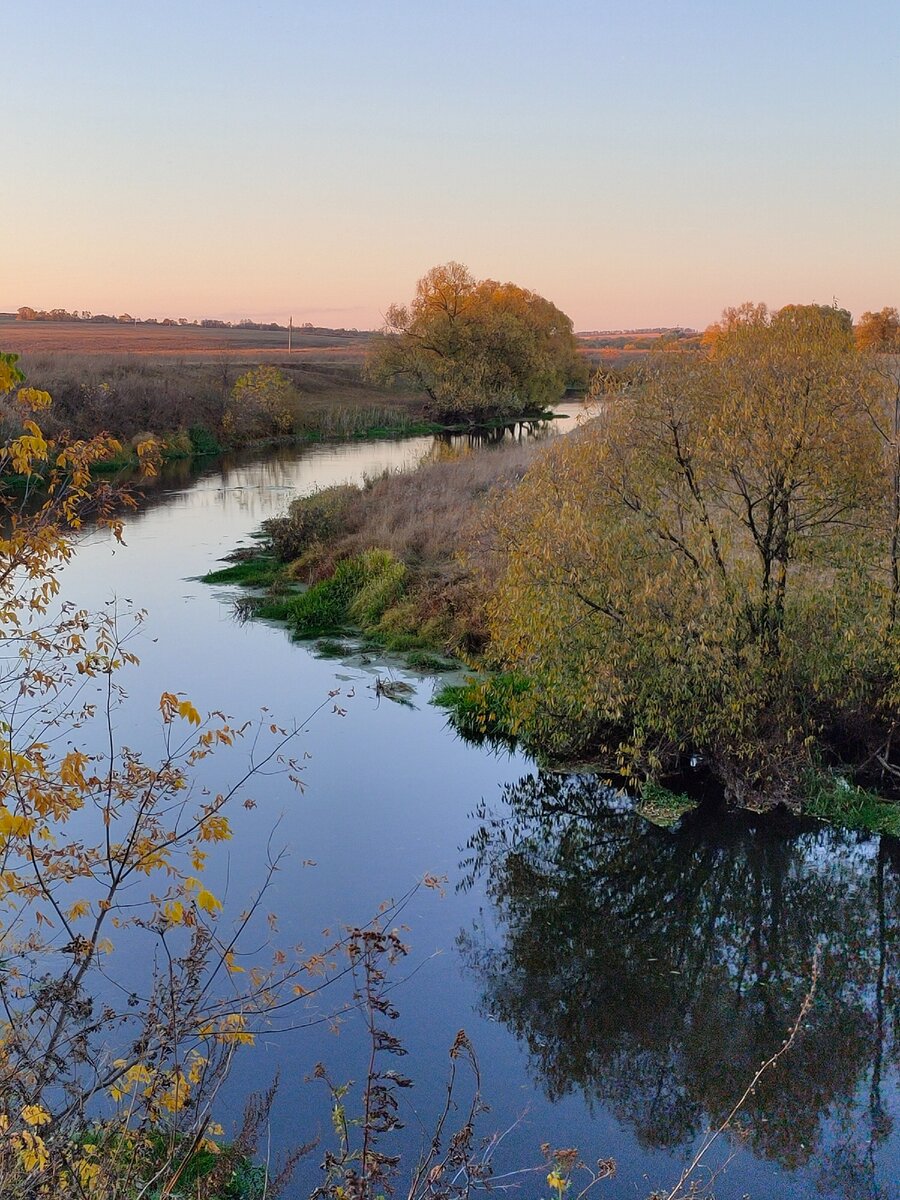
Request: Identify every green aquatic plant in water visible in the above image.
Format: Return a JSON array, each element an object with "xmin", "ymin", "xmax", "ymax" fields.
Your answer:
[{"xmin": 636, "ymin": 782, "xmax": 698, "ymax": 827}]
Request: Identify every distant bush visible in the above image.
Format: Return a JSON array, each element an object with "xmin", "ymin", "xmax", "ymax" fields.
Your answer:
[
  {"xmin": 223, "ymin": 367, "xmax": 298, "ymax": 442},
  {"xmin": 189, "ymin": 424, "xmax": 223, "ymax": 455}
]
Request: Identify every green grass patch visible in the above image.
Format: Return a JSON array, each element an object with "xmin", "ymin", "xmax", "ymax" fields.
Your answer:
[
  {"xmin": 350, "ymin": 420, "xmax": 443, "ymax": 439},
  {"xmin": 349, "ymin": 551, "xmax": 407, "ymax": 626},
  {"xmin": 636, "ymin": 782, "xmax": 698, "ymax": 827},
  {"xmin": 803, "ymin": 771, "xmax": 900, "ymax": 836},
  {"xmin": 200, "ymin": 557, "xmax": 281, "ymax": 587},
  {"xmin": 368, "ymin": 628, "xmax": 432, "ymax": 652},
  {"xmin": 287, "ymin": 550, "xmax": 408, "ymax": 638},
  {"xmin": 434, "ymin": 672, "xmax": 531, "ymax": 745},
  {"xmin": 314, "ymin": 638, "xmax": 355, "ymax": 658},
  {"xmin": 405, "ymin": 650, "xmax": 459, "ymax": 672},
  {"xmin": 253, "ymin": 596, "xmax": 297, "ymax": 621},
  {"xmin": 189, "ymin": 424, "xmax": 224, "ymax": 455}
]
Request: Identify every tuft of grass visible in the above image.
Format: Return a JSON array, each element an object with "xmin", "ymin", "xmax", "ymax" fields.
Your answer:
[
  {"xmin": 636, "ymin": 782, "xmax": 697, "ymax": 827},
  {"xmin": 287, "ymin": 550, "xmax": 407, "ymax": 638},
  {"xmin": 189, "ymin": 424, "xmax": 223, "ymax": 455},
  {"xmin": 253, "ymin": 596, "xmax": 297, "ymax": 621},
  {"xmin": 314, "ymin": 638, "xmax": 354, "ymax": 658},
  {"xmin": 200, "ymin": 557, "xmax": 281, "ymax": 587},
  {"xmin": 405, "ymin": 650, "xmax": 458, "ymax": 672},
  {"xmin": 803, "ymin": 770, "xmax": 900, "ymax": 836},
  {"xmin": 348, "ymin": 550, "xmax": 407, "ymax": 626}
]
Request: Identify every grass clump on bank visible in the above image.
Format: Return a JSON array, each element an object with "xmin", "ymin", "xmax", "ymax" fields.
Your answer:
[
  {"xmin": 285, "ymin": 550, "xmax": 407, "ymax": 638},
  {"xmin": 804, "ymin": 771, "xmax": 900, "ymax": 837},
  {"xmin": 636, "ymin": 782, "xmax": 698, "ymax": 827},
  {"xmin": 201, "ymin": 556, "xmax": 283, "ymax": 588}
]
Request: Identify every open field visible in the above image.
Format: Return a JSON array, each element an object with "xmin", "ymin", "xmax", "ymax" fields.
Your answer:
[
  {"xmin": 0, "ymin": 315, "xmax": 662, "ymax": 368},
  {"xmin": 0, "ymin": 313, "xmax": 371, "ymax": 364},
  {"xmin": 0, "ymin": 315, "xmax": 435, "ymax": 442}
]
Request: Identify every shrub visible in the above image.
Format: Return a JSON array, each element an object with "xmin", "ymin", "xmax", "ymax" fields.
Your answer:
[
  {"xmin": 223, "ymin": 367, "xmax": 298, "ymax": 442},
  {"xmin": 264, "ymin": 484, "xmax": 361, "ymax": 563}
]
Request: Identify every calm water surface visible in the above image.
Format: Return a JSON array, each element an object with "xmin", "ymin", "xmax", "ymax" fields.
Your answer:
[{"xmin": 56, "ymin": 412, "xmax": 900, "ymax": 1199}]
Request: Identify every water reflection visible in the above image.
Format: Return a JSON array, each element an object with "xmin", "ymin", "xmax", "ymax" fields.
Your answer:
[
  {"xmin": 460, "ymin": 773, "xmax": 900, "ymax": 1195},
  {"xmin": 118, "ymin": 404, "xmax": 583, "ymax": 517}
]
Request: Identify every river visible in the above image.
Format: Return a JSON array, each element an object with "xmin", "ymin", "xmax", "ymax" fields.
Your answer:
[{"xmin": 54, "ymin": 408, "xmax": 900, "ymax": 1199}]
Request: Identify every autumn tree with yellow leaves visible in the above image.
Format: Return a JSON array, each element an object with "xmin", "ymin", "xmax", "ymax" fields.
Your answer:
[
  {"xmin": 0, "ymin": 354, "xmax": 336, "ymax": 1197},
  {"xmin": 473, "ymin": 305, "xmax": 900, "ymax": 808},
  {"xmin": 223, "ymin": 366, "xmax": 298, "ymax": 442},
  {"xmin": 366, "ymin": 262, "xmax": 584, "ymax": 424}
]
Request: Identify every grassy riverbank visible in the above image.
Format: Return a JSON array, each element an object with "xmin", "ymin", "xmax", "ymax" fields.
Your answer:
[
  {"xmin": 204, "ymin": 438, "xmax": 543, "ymax": 655},
  {"xmin": 9, "ymin": 339, "xmax": 430, "ymax": 452}
]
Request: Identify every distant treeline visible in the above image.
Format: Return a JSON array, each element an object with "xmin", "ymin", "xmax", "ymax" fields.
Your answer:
[
  {"xmin": 577, "ymin": 328, "xmax": 700, "ymax": 351},
  {"xmin": 578, "ymin": 326, "xmax": 699, "ymax": 336},
  {"xmin": 13, "ymin": 307, "xmax": 366, "ymax": 336}
]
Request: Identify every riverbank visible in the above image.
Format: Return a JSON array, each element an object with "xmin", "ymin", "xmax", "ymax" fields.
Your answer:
[
  {"xmin": 202, "ymin": 435, "xmax": 544, "ymax": 655},
  {"xmin": 201, "ymin": 415, "xmax": 900, "ymax": 839}
]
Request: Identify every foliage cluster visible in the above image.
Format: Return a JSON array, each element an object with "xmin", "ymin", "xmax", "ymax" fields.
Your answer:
[
  {"xmin": 366, "ymin": 262, "xmax": 585, "ymax": 424},
  {"xmin": 471, "ymin": 303, "xmax": 900, "ymax": 807},
  {"xmin": 223, "ymin": 367, "xmax": 298, "ymax": 441},
  {"xmin": 856, "ymin": 306, "xmax": 900, "ymax": 353},
  {"xmin": 0, "ymin": 353, "xmax": 347, "ymax": 1196}
]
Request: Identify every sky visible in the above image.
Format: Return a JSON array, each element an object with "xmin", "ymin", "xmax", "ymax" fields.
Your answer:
[{"xmin": 3, "ymin": 0, "xmax": 899, "ymax": 331}]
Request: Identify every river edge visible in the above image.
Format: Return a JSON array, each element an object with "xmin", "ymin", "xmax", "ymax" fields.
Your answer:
[{"xmin": 197, "ymin": 537, "xmax": 900, "ymax": 841}]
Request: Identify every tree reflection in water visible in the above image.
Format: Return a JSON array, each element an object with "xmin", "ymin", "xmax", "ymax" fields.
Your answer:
[{"xmin": 459, "ymin": 773, "xmax": 900, "ymax": 1196}]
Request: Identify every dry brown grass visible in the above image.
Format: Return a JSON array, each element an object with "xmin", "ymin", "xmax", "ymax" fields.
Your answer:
[
  {"xmin": 276, "ymin": 439, "xmax": 541, "ymax": 575},
  {"xmin": 3, "ymin": 342, "xmax": 429, "ymax": 443},
  {"xmin": 342, "ymin": 441, "xmax": 539, "ymax": 567}
]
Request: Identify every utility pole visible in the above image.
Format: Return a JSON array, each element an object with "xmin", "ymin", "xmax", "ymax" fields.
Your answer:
[{"xmin": 288, "ymin": 315, "xmax": 293, "ymax": 355}]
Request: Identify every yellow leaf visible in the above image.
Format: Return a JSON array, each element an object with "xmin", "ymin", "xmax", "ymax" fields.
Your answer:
[
  {"xmin": 178, "ymin": 699, "xmax": 202, "ymax": 726},
  {"xmin": 196, "ymin": 888, "xmax": 222, "ymax": 915},
  {"xmin": 20, "ymin": 1106, "xmax": 50, "ymax": 1127}
]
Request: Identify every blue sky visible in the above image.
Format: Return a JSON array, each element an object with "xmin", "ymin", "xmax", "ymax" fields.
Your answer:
[{"xmin": 4, "ymin": 0, "xmax": 899, "ymax": 329}]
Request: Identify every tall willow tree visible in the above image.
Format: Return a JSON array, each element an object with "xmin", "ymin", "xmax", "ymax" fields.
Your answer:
[
  {"xmin": 479, "ymin": 304, "xmax": 896, "ymax": 806},
  {"xmin": 366, "ymin": 263, "xmax": 583, "ymax": 424}
]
